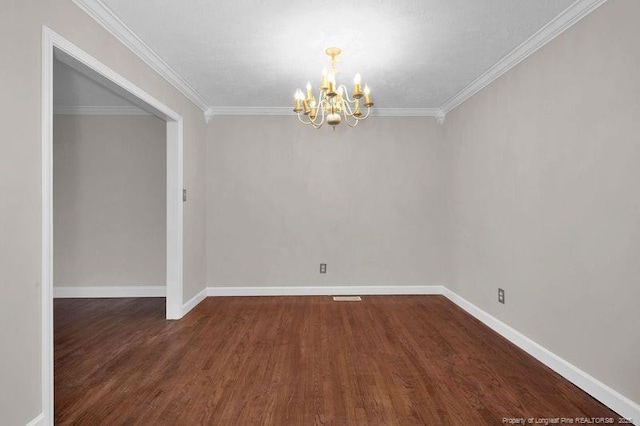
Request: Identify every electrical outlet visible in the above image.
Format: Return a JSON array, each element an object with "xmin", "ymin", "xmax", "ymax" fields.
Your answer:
[
  {"xmin": 498, "ymin": 288, "xmax": 505, "ymax": 304},
  {"xmin": 320, "ymin": 263, "xmax": 327, "ymax": 274}
]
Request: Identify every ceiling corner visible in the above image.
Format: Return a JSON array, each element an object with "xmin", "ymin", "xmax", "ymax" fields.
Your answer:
[{"xmin": 438, "ymin": 0, "xmax": 609, "ymax": 115}]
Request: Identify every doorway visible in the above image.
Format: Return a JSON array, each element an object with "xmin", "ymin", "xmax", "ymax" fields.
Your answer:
[{"xmin": 41, "ymin": 26, "xmax": 184, "ymax": 423}]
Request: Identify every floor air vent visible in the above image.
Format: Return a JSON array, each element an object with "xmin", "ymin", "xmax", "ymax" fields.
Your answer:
[{"xmin": 332, "ymin": 296, "xmax": 362, "ymax": 302}]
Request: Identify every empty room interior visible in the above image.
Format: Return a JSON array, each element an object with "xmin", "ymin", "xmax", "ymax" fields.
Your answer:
[{"xmin": 1, "ymin": 0, "xmax": 639, "ymax": 425}]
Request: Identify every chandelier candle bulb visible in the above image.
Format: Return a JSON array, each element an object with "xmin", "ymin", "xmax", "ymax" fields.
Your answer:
[
  {"xmin": 293, "ymin": 89, "xmax": 304, "ymax": 112},
  {"xmin": 327, "ymin": 72, "xmax": 336, "ymax": 97},
  {"xmin": 306, "ymin": 81, "xmax": 313, "ymax": 100},
  {"xmin": 321, "ymin": 68, "xmax": 328, "ymax": 91},
  {"xmin": 364, "ymin": 85, "xmax": 374, "ymax": 107},
  {"xmin": 353, "ymin": 73, "xmax": 363, "ymax": 98},
  {"xmin": 354, "ymin": 100, "xmax": 362, "ymax": 117},
  {"xmin": 327, "ymin": 83, "xmax": 336, "ymax": 97}
]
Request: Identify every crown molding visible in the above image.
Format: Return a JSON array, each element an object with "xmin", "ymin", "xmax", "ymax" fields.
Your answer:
[
  {"xmin": 438, "ymin": 0, "xmax": 608, "ymax": 114},
  {"xmin": 72, "ymin": 0, "xmax": 210, "ymax": 113},
  {"xmin": 53, "ymin": 105, "xmax": 150, "ymax": 115},
  {"xmin": 372, "ymin": 108, "xmax": 441, "ymax": 118},
  {"xmin": 204, "ymin": 106, "xmax": 445, "ymax": 123},
  {"xmin": 205, "ymin": 106, "xmax": 291, "ymax": 120}
]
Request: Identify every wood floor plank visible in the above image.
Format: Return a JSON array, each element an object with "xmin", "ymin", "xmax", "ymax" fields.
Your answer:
[{"xmin": 54, "ymin": 296, "xmax": 620, "ymax": 425}]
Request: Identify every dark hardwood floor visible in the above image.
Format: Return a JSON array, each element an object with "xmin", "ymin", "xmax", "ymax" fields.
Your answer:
[{"xmin": 55, "ymin": 296, "xmax": 619, "ymax": 425}]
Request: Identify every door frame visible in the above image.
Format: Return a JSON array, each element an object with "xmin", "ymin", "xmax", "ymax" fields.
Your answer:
[{"xmin": 41, "ymin": 26, "xmax": 184, "ymax": 424}]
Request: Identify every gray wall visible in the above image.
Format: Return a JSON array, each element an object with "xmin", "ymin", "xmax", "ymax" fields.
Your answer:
[
  {"xmin": 53, "ymin": 115, "xmax": 166, "ymax": 287},
  {"xmin": 206, "ymin": 116, "xmax": 447, "ymax": 287},
  {"xmin": 0, "ymin": 0, "xmax": 207, "ymax": 423},
  {"xmin": 443, "ymin": 0, "xmax": 640, "ymax": 405}
]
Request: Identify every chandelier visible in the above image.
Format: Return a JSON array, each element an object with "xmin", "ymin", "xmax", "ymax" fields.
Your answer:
[{"xmin": 293, "ymin": 47, "xmax": 374, "ymax": 130}]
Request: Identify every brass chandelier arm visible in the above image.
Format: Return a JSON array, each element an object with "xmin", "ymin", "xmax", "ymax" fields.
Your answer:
[
  {"xmin": 335, "ymin": 85, "xmax": 370, "ymax": 121},
  {"xmin": 338, "ymin": 85, "xmax": 356, "ymax": 104},
  {"xmin": 341, "ymin": 97, "xmax": 358, "ymax": 118},
  {"xmin": 311, "ymin": 99, "xmax": 327, "ymax": 128},
  {"xmin": 296, "ymin": 113, "xmax": 314, "ymax": 125},
  {"xmin": 297, "ymin": 112, "xmax": 322, "ymax": 129},
  {"xmin": 297, "ymin": 100, "xmax": 326, "ymax": 129},
  {"xmin": 357, "ymin": 107, "xmax": 372, "ymax": 120},
  {"xmin": 342, "ymin": 100, "xmax": 368, "ymax": 121},
  {"xmin": 343, "ymin": 112, "xmax": 360, "ymax": 127}
]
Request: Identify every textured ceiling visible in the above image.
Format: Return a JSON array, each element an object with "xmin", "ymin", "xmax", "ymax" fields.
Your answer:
[{"xmin": 99, "ymin": 0, "xmax": 574, "ymax": 109}]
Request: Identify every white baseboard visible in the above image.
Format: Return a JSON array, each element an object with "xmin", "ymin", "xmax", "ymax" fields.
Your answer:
[
  {"xmin": 441, "ymin": 287, "xmax": 639, "ymax": 423},
  {"xmin": 26, "ymin": 412, "xmax": 45, "ymax": 426},
  {"xmin": 182, "ymin": 287, "xmax": 207, "ymax": 317},
  {"xmin": 53, "ymin": 285, "xmax": 165, "ymax": 298},
  {"xmin": 206, "ymin": 285, "xmax": 444, "ymax": 297}
]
